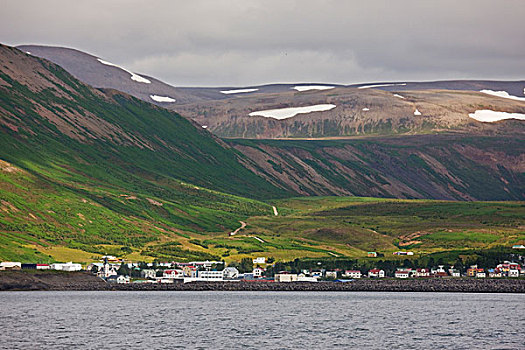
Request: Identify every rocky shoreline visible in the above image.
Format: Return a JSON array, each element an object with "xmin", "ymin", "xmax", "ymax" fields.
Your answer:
[{"xmin": 1, "ymin": 271, "xmax": 524, "ymax": 293}]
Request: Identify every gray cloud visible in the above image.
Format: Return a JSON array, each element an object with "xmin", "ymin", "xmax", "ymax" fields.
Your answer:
[{"xmin": 2, "ymin": 0, "xmax": 524, "ymax": 86}]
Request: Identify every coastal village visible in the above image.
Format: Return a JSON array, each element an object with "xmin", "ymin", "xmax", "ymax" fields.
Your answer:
[{"xmin": 2, "ymin": 245, "xmax": 524, "ymax": 284}]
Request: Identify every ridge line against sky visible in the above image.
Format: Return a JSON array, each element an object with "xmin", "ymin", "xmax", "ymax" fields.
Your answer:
[{"xmin": 2, "ymin": 0, "xmax": 524, "ymax": 87}]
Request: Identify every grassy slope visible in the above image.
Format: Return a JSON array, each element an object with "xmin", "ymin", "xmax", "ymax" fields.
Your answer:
[
  {"xmin": 229, "ymin": 136, "xmax": 524, "ymax": 200},
  {"xmin": 221, "ymin": 197, "xmax": 525, "ymax": 262},
  {"xmin": 0, "ymin": 45, "xmax": 286, "ymax": 262}
]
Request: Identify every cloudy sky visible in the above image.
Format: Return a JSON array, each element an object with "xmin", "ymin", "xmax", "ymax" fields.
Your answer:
[{"xmin": 2, "ymin": 0, "xmax": 524, "ymax": 87}]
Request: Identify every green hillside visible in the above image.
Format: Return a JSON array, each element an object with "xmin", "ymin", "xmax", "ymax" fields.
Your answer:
[
  {"xmin": 229, "ymin": 136, "xmax": 524, "ymax": 200},
  {"xmin": 0, "ymin": 44, "xmax": 288, "ymax": 262}
]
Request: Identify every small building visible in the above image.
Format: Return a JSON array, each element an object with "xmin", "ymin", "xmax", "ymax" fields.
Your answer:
[
  {"xmin": 182, "ymin": 265, "xmax": 197, "ymax": 277},
  {"xmin": 0, "ymin": 262, "xmax": 22, "ymax": 270},
  {"xmin": 344, "ymin": 270, "xmax": 362, "ymax": 279},
  {"xmin": 508, "ymin": 269, "xmax": 520, "ymax": 278},
  {"xmin": 197, "ymin": 270, "xmax": 224, "ymax": 280},
  {"xmin": 36, "ymin": 264, "xmax": 50, "ymax": 270},
  {"xmin": 163, "ymin": 269, "xmax": 184, "ymax": 279},
  {"xmin": 488, "ymin": 268, "xmax": 502, "ymax": 278},
  {"xmin": 275, "ymin": 273, "xmax": 298, "ymax": 282},
  {"xmin": 475, "ymin": 269, "xmax": 486, "ymax": 278},
  {"xmin": 252, "ymin": 267, "xmax": 265, "ymax": 278},
  {"xmin": 50, "ymin": 262, "xmax": 82, "ymax": 271},
  {"xmin": 21, "ymin": 263, "xmax": 37, "ymax": 270},
  {"xmin": 395, "ymin": 270, "xmax": 411, "ymax": 279},
  {"xmin": 297, "ymin": 274, "xmax": 318, "ymax": 282},
  {"xmin": 107, "ymin": 275, "xmax": 130, "ymax": 284},
  {"xmin": 252, "ymin": 257, "xmax": 266, "ymax": 264},
  {"xmin": 325, "ymin": 271, "xmax": 338, "ymax": 279},
  {"xmin": 223, "ymin": 267, "xmax": 239, "ymax": 279},
  {"xmin": 511, "ymin": 245, "xmax": 525, "ymax": 249},
  {"xmin": 141, "ymin": 269, "xmax": 157, "ymax": 279},
  {"xmin": 367, "ymin": 252, "xmax": 377, "ymax": 258},
  {"xmin": 311, "ymin": 271, "xmax": 323, "ymax": 278},
  {"xmin": 368, "ymin": 269, "xmax": 385, "ymax": 278},
  {"xmin": 414, "ymin": 268, "xmax": 431, "ymax": 278},
  {"xmin": 467, "ymin": 265, "xmax": 478, "ymax": 277}
]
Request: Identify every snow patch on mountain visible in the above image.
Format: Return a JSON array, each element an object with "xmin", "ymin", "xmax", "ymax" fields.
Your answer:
[
  {"xmin": 150, "ymin": 95, "xmax": 176, "ymax": 103},
  {"xmin": 468, "ymin": 110, "xmax": 525, "ymax": 123},
  {"xmin": 249, "ymin": 104, "xmax": 336, "ymax": 120},
  {"xmin": 220, "ymin": 88, "xmax": 259, "ymax": 94},
  {"xmin": 414, "ymin": 109, "xmax": 422, "ymax": 116},
  {"xmin": 293, "ymin": 85, "xmax": 335, "ymax": 92},
  {"xmin": 480, "ymin": 90, "xmax": 525, "ymax": 102},
  {"xmin": 358, "ymin": 83, "xmax": 406, "ymax": 89},
  {"xmin": 97, "ymin": 58, "xmax": 151, "ymax": 84},
  {"xmin": 393, "ymin": 94, "xmax": 405, "ymax": 99},
  {"xmin": 362, "ymin": 108, "xmax": 370, "ymax": 111}
]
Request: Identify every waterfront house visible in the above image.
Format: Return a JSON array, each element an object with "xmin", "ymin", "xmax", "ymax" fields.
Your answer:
[
  {"xmin": 395, "ymin": 269, "xmax": 411, "ymax": 279},
  {"xmin": 512, "ymin": 245, "xmax": 525, "ymax": 249},
  {"xmin": 297, "ymin": 274, "xmax": 318, "ymax": 282},
  {"xmin": 197, "ymin": 270, "xmax": 224, "ymax": 280},
  {"xmin": 475, "ymin": 269, "xmax": 486, "ymax": 278},
  {"xmin": 253, "ymin": 267, "xmax": 265, "ymax": 278},
  {"xmin": 343, "ymin": 270, "xmax": 362, "ymax": 279},
  {"xmin": 367, "ymin": 252, "xmax": 377, "ymax": 258},
  {"xmin": 0, "ymin": 262, "xmax": 21, "ymax": 270},
  {"xmin": 414, "ymin": 268, "xmax": 431, "ymax": 277},
  {"xmin": 467, "ymin": 265, "xmax": 478, "ymax": 277},
  {"xmin": 141, "ymin": 269, "xmax": 157, "ymax": 279},
  {"xmin": 368, "ymin": 269, "xmax": 385, "ymax": 278},
  {"xmin": 182, "ymin": 265, "xmax": 197, "ymax": 277},
  {"xmin": 488, "ymin": 268, "xmax": 502, "ymax": 278},
  {"xmin": 508, "ymin": 269, "xmax": 520, "ymax": 278},
  {"xmin": 311, "ymin": 270, "xmax": 323, "ymax": 278},
  {"xmin": 107, "ymin": 275, "xmax": 130, "ymax": 284},
  {"xmin": 223, "ymin": 267, "xmax": 239, "ymax": 279},
  {"xmin": 50, "ymin": 262, "xmax": 82, "ymax": 271},
  {"xmin": 36, "ymin": 264, "xmax": 50, "ymax": 270},
  {"xmin": 325, "ymin": 271, "xmax": 338, "ymax": 279},
  {"xmin": 275, "ymin": 273, "xmax": 298, "ymax": 282},
  {"xmin": 163, "ymin": 269, "xmax": 184, "ymax": 279}
]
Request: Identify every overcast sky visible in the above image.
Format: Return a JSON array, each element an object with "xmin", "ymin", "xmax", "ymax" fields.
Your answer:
[{"xmin": 2, "ymin": 0, "xmax": 524, "ymax": 87}]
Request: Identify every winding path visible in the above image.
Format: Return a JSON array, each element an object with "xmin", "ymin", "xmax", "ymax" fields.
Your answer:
[{"xmin": 229, "ymin": 221, "xmax": 246, "ymax": 236}]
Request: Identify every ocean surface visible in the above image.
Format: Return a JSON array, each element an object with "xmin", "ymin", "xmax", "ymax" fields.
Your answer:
[{"xmin": 0, "ymin": 291, "xmax": 523, "ymax": 349}]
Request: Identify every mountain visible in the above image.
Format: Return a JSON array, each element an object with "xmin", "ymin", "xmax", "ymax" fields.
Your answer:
[
  {"xmin": 1, "ymin": 43, "xmax": 524, "ymax": 264},
  {"xmin": 18, "ymin": 45, "xmax": 525, "ymax": 139},
  {"xmin": 0, "ymin": 43, "xmax": 293, "ymax": 261}
]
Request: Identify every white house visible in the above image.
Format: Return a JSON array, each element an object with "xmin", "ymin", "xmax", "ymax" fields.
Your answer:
[
  {"xmin": 163, "ymin": 269, "xmax": 184, "ymax": 279},
  {"xmin": 395, "ymin": 270, "xmax": 411, "ymax": 279},
  {"xmin": 414, "ymin": 268, "xmax": 430, "ymax": 277},
  {"xmin": 297, "ymin": 274, "xmax": 318, "ymax": 282},
  {"xmin": 51, "ymin": 262, "xmax": 82, "ymax": 271},
  {"xmin": 223, "ymin": 267, "xmax": 239, "ymax": 279},
  {"xmin": 325, "ymin": 271, "xmax": 338, "ymax": 279},
  {"xmin": 197, "ymin": 270, "xmax": 224, "ymax": 280},
  {"xmin": 344, "ymin": 270, "xmax": 362, "ymax": 279},
  {"xmin": 107, "ymin": 275, "xmax": 130, "ymax": 284},
  {"xmin": 275, "ymin": 273, "xmax": 298, "ymax": 282},
  {"xmin": 141, "ymin": 269, "xmax": 157, "ymax": 279},
  {"xmin": 508, "ymin": 269, "xmax": 520, "ymax": 278},
  {"xmin": 0, "ymin": 262, "xmax": 21, "ymax": 270},
  {"xmin": 253, "ymin": 257, "xmax": 266, "ymax": 264},
  {"xmin": 368, "ymin": 269, "xmax": 385, "ymax": 278},
  {"xmin": 253, "ymin": 267, "xmax": 265, "ymax": 278}
]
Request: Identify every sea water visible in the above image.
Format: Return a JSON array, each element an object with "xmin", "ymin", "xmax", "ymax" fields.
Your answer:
[{"xmin": 0, "ymin": 291, "xmax": 523, "ymax": 349}]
